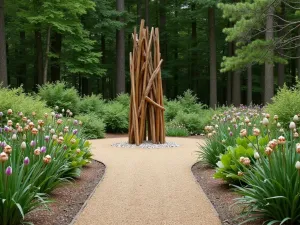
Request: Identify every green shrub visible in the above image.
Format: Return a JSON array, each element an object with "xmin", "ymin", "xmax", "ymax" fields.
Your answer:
[
  {"xmin": 75, "ymin": 113, "xmax": 105, "ymax": 139},
  {"xmin": 79, "ymin": 94, "xmax": 105, "ymax": 115},
  {"xmin": 266, "ymin": 82, "xmax": 300, "ymax": 126},
  {"xmin": 177, "ymin": 89, "xmax": 206, "ymax": 114},
  {"xmin": 38, "ymin": 81, "xmax": 80, "ymax": 115},
  {"xmin": 103, "ymin": 101, "xmax": 128, "ymax": 133},
  {"xmin": 164, "ymin": 100, "xmax": 181, "ymax": 122},
  {"xmin": 0, "ymin": 86, "xmax": 50, "ymax": 123},
  {"xmin": 174, "ymin": 110, "xmax": 212, "ymax": 134},
  {"xmin": 166, "ymin": 121, "xmax": 189, "ymax": 137},
  {"xmin": 114, "ymin": 93, "xmax": 130, "ymax": 108}
]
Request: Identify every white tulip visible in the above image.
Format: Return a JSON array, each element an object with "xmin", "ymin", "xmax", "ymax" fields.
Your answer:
[
  {"xmin": 296, "ymin": 161, "xmax": 300, "ymax": 170},
  {"xmin": 254, "ymin": 152, "xmax": 260, "ymax": 159},
  {"xmin": 262, "ymin": 118, "xmax": 269, "ymax": 126},
  {"xmin": 289, "ymin": 122, "xmax": 296, "ymax": 130}
]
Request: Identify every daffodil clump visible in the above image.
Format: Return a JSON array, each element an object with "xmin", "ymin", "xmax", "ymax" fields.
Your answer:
[{"xmin": 0, "ymin": 109, "xmax": 92, "ymax": 225}]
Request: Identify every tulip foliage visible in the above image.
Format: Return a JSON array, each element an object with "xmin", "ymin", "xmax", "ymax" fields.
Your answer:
[
  {"xmin": 235, "ymin": 131, "xmax": 300, "ymax": 224},
  {"xmin": 0, "ymin": 109, "xmax": 92, "ymax": 225},
  {"xmin": 200, "ymin": 106, "xmax": 300, "ymax": 224}
]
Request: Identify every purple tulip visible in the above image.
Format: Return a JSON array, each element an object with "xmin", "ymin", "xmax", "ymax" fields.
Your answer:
[
  {"xmin": 229, "ymin": 131, "xmax": 233, "ymax": 136},
  {"xmin": 41, "ymin": 146, "xmax": 46, "ymax": 153},
  {"xmin": 30, "ymin": 140, "xmax": 36, "ymax": 147},
  {"xmin": 44, "ymin": 136, "xmax": 50, "ymax": 142},
  {"xmin": 73, "ymin": 120, "xmax": 78, "ymax": 125},
  {"xmin": 24, "ymin": 157, "xmax": 30, "ymax": 165},
  {"xmin": 72, "ymin": 129, "xmax": 78, "ymax": 135},
  {"xmin": 4, "ymin": 126, "xmax": 9, "ymax": 132},
  {"xmin": 0, "ymin": 141, "xmax": 6, "ymax": 148},
  {"xmin": 5, "ymin": 166, "xmax": 12, "ymax": 176},
  {"xmin": 55, "ymin": 114, "xmax": 60, "ymax": 119}
]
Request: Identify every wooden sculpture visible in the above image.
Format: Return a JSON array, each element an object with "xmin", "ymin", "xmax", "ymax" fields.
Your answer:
[{"xmin": 128, "ymin": 20, "xmax": 166, "ymax": 145}]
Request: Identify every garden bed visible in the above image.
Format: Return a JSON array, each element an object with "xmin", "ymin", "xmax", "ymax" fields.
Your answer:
[
  {"xmin": 24, "ymin": 160, "xmax": 105, "ymax": 225},
  {"xmin": 192, "ymin": 162, "xmax": 261, "ymax": 225}
]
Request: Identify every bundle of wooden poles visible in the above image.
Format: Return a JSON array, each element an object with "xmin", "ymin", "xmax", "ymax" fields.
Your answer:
[{"xmin": 128, "ymin": 20, "xmax": 166, "ymax": 145}]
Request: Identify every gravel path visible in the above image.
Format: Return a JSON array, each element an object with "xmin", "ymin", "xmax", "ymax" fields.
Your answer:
[{"xmin": 72, "ymin": 137, "xmax": 221, "ymax": 225}]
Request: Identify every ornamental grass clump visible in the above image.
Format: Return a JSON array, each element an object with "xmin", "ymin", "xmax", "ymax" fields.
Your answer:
[
  {"xmin": 234, "ymin": 118, "xmax": 300, "ymax": 224},
  {"xmin": 0, "ymin": 109, "xmax": 92, "ymax": 225}
]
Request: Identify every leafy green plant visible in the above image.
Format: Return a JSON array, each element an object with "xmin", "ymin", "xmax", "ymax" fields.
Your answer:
[
  {"xmin": 213, "ymin": 128, "xmax": 270, "ymax": 184},
  {"xmin": 38, "ymin": 81, "xmax": 80, "ymax": 115},
  {"xmin": 266, "ymin": 82, "xmax": 300, "ymax": 126},
  {"xmin": 164, "ymin": 100, "xmax": 181, "ymax": 122},
  {"xmin": 103, "ymin": 101, "xmax": 128, "ymax": 133},
  {"xmin": 75, "ymin": 113, "xmax": 105, "ymax": 139},
  {"xmin": 177, "ymin": 89, "xmax": 206, "ymax": 114},
  {"xmin": 166, "ymin": 122, "xmax": 189, "ymax": 137},
  {"xmin": 234, "ymin": 133, "xmax": 300, "ymax": 224},
  {"xmin": 199, "ymin": 125, "xmax": 237, "ymax": 168},
  {"xmin": 0, "ymin": 110, "xmax": 93, "ymax": 224},
  {"xmin": 0, "ymin": 159, "xmax": 48, "ymax": 225},
  {"xmin": 0, "ymin": 86, "xmax": 50, "ymax": 123},
  {"xmin": 174, "ymin": 110, "xmax": 212, "ymax": 135},
  {"xmin": 114, "ymin": 93, "xmax": 130, "ymax": 108},
  {"xmin": 79, "ymin": 94, "xmax": 105, "ymax": 115}
]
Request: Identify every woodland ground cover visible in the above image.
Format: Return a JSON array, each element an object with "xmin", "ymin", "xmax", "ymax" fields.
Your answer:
[{"xmin": 199, "ymin": 84, "xmax": 300, "ymax": 224}]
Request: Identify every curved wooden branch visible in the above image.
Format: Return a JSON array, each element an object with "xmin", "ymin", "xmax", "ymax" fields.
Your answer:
[{"xmin": 145, "ymin": 96, "xmax": 165, "ymax": 111}]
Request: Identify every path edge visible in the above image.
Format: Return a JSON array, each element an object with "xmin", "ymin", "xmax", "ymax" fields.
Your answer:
[
  {"xmin": 69, "ymin": 159, "xmax": 107, "ymax": 225},
  {"xmin": 190, "ymin": 161, "xmax": 221, "ymax": 220}
]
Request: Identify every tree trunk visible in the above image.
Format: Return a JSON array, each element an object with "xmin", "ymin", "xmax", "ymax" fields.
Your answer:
[
  {"xmin": 0, "ymin": 0, "xmax": 8, "ymax": 86},
  {"xmin": 232, "ymin": 42, "xmax": 241, "ymax": 106},
  {"xmin": 43, "ymin": 26, "xmax": 51, "ymax": 84},
  {"xmin": 173, "ymin": 0, "xmax": 178, "ymax": 97},
  {"xmin": 208, "ymin": 7, "xmax": 217, "ymax": 108},
  {"xmin": 264, "ymin": 6, "xmax": 274, "ymax": 103},
  {"xmin": 160, "ymin": 0, "xmax": 167, "ymax": 60},
  {"xmin": 191, "ymin": 3, "xmax": 198, "ymax": 94},
  {"xmin": 17, "ymin": 31, "xmax": 26, "ymax": 88},
  {"xmin": 247, "ymin": 64, "xmax": 252, "ymax": 105},
  {"xmin": 145, "ymin": 0, "xmax": 149, "ymax": 26},
  {"xmin": 297, "ymin": 27, "xmax": 300, "ymax": 79},
  {"xmin": 116, "ymin": 0, "xmax": 125, "ymax": 94},
  {"xmin": 34, "ymin": 29, "xmax": 43, "ymax": 87},
  {"xmin": 81, "ymin": 77, "xmax": 91, "ymax": 96},
  {"xmin": 50, "ymin": 32, "xmax": 62, "ymax": 82},
  {"xmin": 277, "ymin": 3, "xmax": 285, "ymax": 87},
  {"xmin": 101, "ymin": 35, "xmax": 107, "ymax": 98},
  {"xmin": 227, "ymin": 42, "xmax": 233, "ymax": 105},
  {"xmin": 232, "ymin": 70, "xmax": 241, "ymax": 106},
  {"xmin": 137, "ymin": 1, "xmax": 142, "ymax": 25}
]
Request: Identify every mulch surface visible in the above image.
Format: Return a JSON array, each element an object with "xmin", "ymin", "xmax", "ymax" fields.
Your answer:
[
  {"xmin": 24, "ymin": 160, "xmax": 105, "ymax": 225},
  {"xmin": 192, "ymin": 162, "xmax": 261, "ymax": 225}
]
